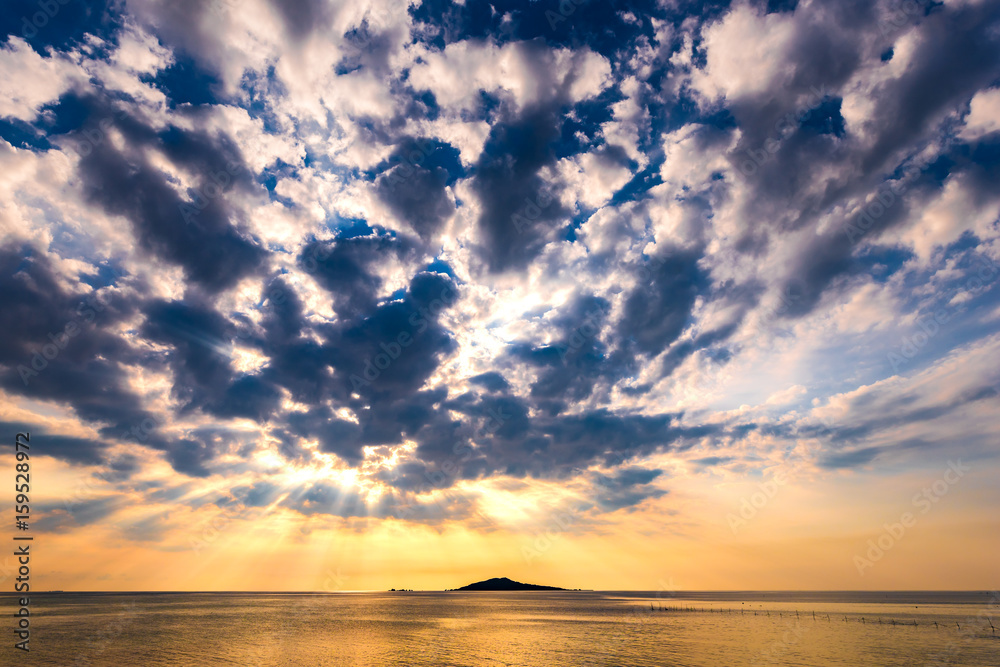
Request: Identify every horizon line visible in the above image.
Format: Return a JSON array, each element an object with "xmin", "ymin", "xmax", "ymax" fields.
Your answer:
[{"xmin": 4, "ymin": 588, "xmax": 997, "ymax": 595}]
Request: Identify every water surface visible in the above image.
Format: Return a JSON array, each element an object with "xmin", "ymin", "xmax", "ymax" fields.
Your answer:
[{"xmin": 8, "ymin": 590, "xmax": 998, "ymax": 666}]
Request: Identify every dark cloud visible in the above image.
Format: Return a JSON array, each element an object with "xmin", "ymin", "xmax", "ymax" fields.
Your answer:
[
  {"xmin": 590, "ymin": 467, "xmax": 666, "ymax": 511},
  {"xmin": 469, "ymin": 371, "xmax": 510, "ymax": 392},
  {"xmin": 105, "ymin": 453, "xmax": 142, "ymax": 480},
  {"xmin": 471, "ymin": 100, "xmax": 571, "ymax": 272},
  {"xmin": 818, "ymin": 446, "xmax": 882, "ymax": 470},
  {"xmin": 618, "ymin": 248, "xmax": 706, "ymax": 356},
  {"xmin": 0, "ymin": 421, "xmax": 105, "ymax": 466},
  {"xmin": 302, "ymin": 230, "xmax": 418, "ymax": 320},
  {"xmin": 375, "ymin": 137, "xmax": 462, "ymax": 242},
  {"xmin": 0, "ymin": 244, "xmax": 160, "ymax": 448},
  {"xmin": 141, "ymin": 296, "xmax": 239, "ymax": 410},
  {"xmin": 730, "ymin": 1, "xmax": 1000, "ymax": 318},
  {"xmin": 236, "ymin": 481, "xmax": 282, "ymax": 508},
  {"xmin": 0, "ymin": 241, "xmax": 274, "ymax": 476},
  {"xmin": 70, "ymin": 96, "xmax": 267, "ymax": 293},
  {"xmin": 248, "ymin": 270, "xmax": 463, "ymax": 465},
  {"xmin": 727, "ymin": 1, "xmax": 871, "ymax": 151},
  {"xmin": 507, "ymin": 293, "xmax": 614, "ymax": 411},
  {"xmin": 266, "ymin": 0, "xmax": 332, "ymax": 39},
  {"xmin": 807, "ymin": 383, "xmax": 1000, "ymax": 452},
  {"xmin": 338, "ymin": 20, "xmax": 400, "ymax": 75},
  {"xmin": 692, "ymin": 456, "xmax": 734, "ymax": 467},
  {"xmin": 283, "ymin": 482, "xmax": 371, "ymax": 518},
  {"xmin": 164, "ymin": 438, "xmax": 215, "ymax": 478},
  {"xmin": 34, "ymin": 497, "xmax": 123, "ymax": 533},
  {"xmin": 858, "ymin": 1, "xmax": 1000, "ymax": 175}
]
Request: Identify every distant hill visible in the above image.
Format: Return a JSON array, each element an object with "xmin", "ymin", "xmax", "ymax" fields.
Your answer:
[{"xmin": 452, "ymin": 577, "xmax": 565, "ymax": 591}]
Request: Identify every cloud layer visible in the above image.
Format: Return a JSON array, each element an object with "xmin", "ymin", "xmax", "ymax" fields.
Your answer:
[{"xmin": 1, "ymin": 0, "xmax": 999, "ymax": 564}]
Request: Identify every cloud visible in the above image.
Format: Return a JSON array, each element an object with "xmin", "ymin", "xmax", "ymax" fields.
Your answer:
[
  {"xmin": 408, "ymin": 39, "xmax": 611, "ymax": 114},
  {"xmin": 0, "ymin": 243, "xmax": 153, "ymax": 440},
  {"xmin": 71, "ymin": 97, "xmax": 269, "ymax": 293},
  {"xmin": 959, "ymin": 87, "xmax": 1000, "ymax": 142},
  {"xmin": 0, "ymin": 37, "xmax": 82, "ymax": 121},
  {"xmin": 1, "ymin": 0, "xmax": 999, "ymax": 536}
]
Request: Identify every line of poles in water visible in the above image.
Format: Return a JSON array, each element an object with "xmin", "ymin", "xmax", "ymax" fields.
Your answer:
[{"xmin": 645, "ymin": 604, "xmax": 997, "ymax": 633}]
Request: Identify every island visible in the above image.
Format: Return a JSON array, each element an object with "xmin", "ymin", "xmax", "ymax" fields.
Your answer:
[{"xmin": 449, "ymin": 577, "xmax": 565, "ymax": 591}]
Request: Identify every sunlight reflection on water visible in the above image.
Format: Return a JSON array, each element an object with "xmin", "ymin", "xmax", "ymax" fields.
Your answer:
[{"xmin": 16, "ymin": 591, "xmax": 1000, "ymax": 666}]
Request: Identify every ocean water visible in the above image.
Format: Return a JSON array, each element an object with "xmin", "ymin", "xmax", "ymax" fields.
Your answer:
[{"xmin": 8, "ymin": 591, "xmax": 999, "ymax": 666}]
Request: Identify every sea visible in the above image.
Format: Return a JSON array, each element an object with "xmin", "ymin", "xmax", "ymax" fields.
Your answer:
[{"xmin": 7, "ymin": 590, "xmax": 999, "ymax": 666}]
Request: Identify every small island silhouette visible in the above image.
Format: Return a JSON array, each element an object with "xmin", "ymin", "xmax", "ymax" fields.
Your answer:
[{"xmin": 448, "ymin": 577, "xmax": 566, "ymax": 591}]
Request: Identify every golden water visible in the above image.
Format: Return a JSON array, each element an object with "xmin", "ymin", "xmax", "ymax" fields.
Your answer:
[{"xmin": 12, "ymin": 591, "xmax": 999, "ymax": 666}]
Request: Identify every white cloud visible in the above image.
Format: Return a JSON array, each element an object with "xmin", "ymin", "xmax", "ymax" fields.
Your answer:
[
  {"xmin": 0, "ymin": 38, "xmax": 83, "ymax": 122},
  {"xmin": 112, "ymin": 24, "xmax": 173, "ymax": 74},
  {"xmin": 556, "ymin": 151, "xmax": 634, "ymax": 212},
  {"xmin": 408, "ymin": 40, "xmax": 611, "ymax": 112},
  {"xmin": 892, "ymin": 173, "xmax": 1000, "ymax": 261},
  {"xmin": 765, "ymin": 384, "xmax": 808, "ymax": 405},
  {"xmin": 691, "ymin": 3, "xmax": 799, "ymax": 104},
  {"xmin": 959, "ymin": 87, "xmax": 1000, "ymax": 142}
]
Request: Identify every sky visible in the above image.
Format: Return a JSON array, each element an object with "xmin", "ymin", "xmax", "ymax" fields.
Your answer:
[{"xmin": 0, "ymin": 0, "xmax": 999, "ymax": 593}]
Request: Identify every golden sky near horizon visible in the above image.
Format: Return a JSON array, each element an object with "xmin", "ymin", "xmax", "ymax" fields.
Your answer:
[{"xmin": 8, "ymin": 451, "xmax": 998, "ymax": 592}]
